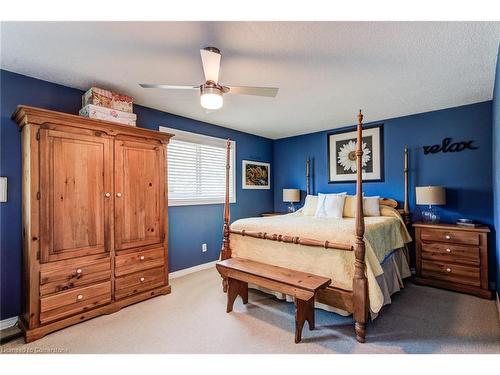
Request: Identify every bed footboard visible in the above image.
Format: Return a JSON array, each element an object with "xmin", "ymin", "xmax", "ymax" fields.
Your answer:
[{"xmin": 218, "ymin": 110, "xmax": 373, "ymax": 343}]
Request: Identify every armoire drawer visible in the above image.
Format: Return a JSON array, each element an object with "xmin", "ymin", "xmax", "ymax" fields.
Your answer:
[
  {"xmin": 115, "ymin": 267, "xmax": 165, "ymax": 300},
  {"xmin": 421, "ymin": 260, "xmax": 480, "ymax": 287},
  {"xmin": 421, "ymin": 242, "xmax": 480, "ymax": 266},
  {"xmin": 420, "ymin": 228, "xmax": 479, "ymax": 246},
  {"xmin": 115, "ymin": 247, "xmax": 164, "ymax": 277},
  {"xmin": 40, "ymin": 281, "xmax": 111, "ymax": 324},
  {"xmin": 40, "ymin": 257, "xmax": 111, "ymax": 296}
]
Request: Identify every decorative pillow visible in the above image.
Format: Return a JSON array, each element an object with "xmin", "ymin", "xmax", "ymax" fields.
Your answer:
[
  {"xmin": 343, "ymin": 195, "xmax": 356, "ymax": 217},
  {"xmin": 302, "ymin": 195, "xmax": 318, "ymax": 216},
  {"xmin": 315, "ymin": 192, "xmax": 347, "ymax": 219},
  {"xmin": 343, "ymin": 195, "xmax": 381, "ymax": 217},
  {"xmin": 363, "ymin": 196, "xmax": 381, "ymax": 216}
]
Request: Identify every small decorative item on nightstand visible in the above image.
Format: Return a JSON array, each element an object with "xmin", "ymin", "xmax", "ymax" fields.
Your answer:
[
  {"xmin": 413, "ymin": 222, "xmax": 492, "ymax": 299},
  {"xmin": 416, "ymin": 186, "xmax": 446, "ymax": 223},
  {"xmin": 283, "ymin": 189, "xmax": 300, "ymax": 213}
]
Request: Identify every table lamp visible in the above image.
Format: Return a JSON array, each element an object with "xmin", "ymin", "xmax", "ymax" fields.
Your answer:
[
  {"xmin": 416, "ymin": 186, "xmax": 446, "ymax": 223},
  {"xmin": 0, "ymin": 177, "xmax": 7, "ymax": 203},
  {"xmin": 283, "ymin": 189, "xmax": 300, "ymax": 213}
]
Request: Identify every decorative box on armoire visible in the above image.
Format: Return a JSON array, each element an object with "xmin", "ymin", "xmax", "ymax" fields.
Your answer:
[{"xmin": 13, "ymin": 105, "xmax": 173, "ymax": 342}]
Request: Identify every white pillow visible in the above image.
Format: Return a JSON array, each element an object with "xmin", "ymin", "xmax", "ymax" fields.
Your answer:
[
  {"xmin": 302, "ymin": 195, "xmax": 318, "ymax": 216},
  {"xmin": 315, "ymin": 192, "xmax": 347, "ymax": 219},
  {"xmin": 363, "ymin": 196, "xmax": 381, "ymax": 217}
]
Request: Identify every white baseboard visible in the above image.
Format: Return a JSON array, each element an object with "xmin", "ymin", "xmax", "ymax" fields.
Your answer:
[
  {"xmin": 169, "ymin": 260, "xmax": 218, "ymax": 279},
  {"xmin": 0, "ymin": 316, "xmax": 18, "ymax": 330}
]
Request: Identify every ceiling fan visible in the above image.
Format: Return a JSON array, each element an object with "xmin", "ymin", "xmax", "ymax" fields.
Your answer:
[{"xmin": 139, "ymin": 47, "xmax": 279, "ymax": 110}]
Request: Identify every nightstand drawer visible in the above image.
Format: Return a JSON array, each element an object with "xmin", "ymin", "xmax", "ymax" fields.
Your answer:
[
  {"xmin": 421, "ymin": 243, "xmax": 480, "ymax": 266},
  {"xmin": 420, "ymin": 228, "xmax": 479, "ymax": 246},
  {"xmin": 421, "ymin": 260, "xmax": 480, "ymax": 287}
]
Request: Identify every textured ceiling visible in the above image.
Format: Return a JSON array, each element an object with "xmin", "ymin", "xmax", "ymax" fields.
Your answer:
[{"xmin": 1, "ymin": 22, "xmax": 499, "ymax": 139}]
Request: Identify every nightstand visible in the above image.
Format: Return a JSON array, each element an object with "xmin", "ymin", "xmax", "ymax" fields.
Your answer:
[
  {"xmin": 413, "ymin": 222, "xmax": 492, "ymax": 299},
  {"xmin": 260, "ymin": 212, "xmax": 287, "ymax": 217}
]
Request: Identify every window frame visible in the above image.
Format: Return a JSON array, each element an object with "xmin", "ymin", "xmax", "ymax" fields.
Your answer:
[{"xmin": 160, "ymin": 126, "xmax": 236, "ymax": 207}]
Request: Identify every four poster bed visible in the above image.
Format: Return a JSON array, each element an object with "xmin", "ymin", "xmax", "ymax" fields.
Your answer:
[{"xmin": 218, "ymin": 111, "xmax": 412, "ymax": 343}]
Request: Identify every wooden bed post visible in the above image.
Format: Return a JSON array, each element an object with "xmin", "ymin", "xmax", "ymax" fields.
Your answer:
[
  {"xmin": 402, "ymin": 145, "xmax": 411, "ymax": 226},
  {"xmin": 353, "ymin": 110, "xmax": 369, "ymax": 343},
  {"xmin": 306, "ymin": 158, "xmax": 310, "ymax": 196},
  {"xmin": 220, "ymin": 139, "xmax": 232, "ymax": 292},
  {"xmin": 221, "ymin": 139, "xmax": 232, "ymax": 260}
]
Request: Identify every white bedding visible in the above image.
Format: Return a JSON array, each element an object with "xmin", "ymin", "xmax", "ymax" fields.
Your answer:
[{"xmin": 229, "ymin": 206, "xmax": 412, "ymax": 314}]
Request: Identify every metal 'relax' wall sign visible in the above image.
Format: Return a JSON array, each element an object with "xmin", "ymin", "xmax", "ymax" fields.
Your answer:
[{"xmin": 423, "ymin": 137, "xmax": 478, "ymax": 155}]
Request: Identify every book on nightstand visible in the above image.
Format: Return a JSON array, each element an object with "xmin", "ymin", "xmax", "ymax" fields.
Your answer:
[{"xmin": 456, "ymin": 222, "xmax": 481, "ymax": 228}]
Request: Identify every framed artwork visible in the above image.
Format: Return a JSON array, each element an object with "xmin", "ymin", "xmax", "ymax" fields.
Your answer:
[
  {"xmin": 327, "ymin": 124, "xmax": 384, "ymax": 183},
  {"xmin": 242, "ymin": 160, "xmax": 271, "ymax": 189}
]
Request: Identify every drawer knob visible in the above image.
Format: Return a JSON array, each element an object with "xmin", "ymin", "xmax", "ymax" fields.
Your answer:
[
  {"xmin": 77, "ymin": 294, "xmax": 84, "ymax": 300},
  {"xmin": 116, "ymin": 192, "xmax": 122, "ymax": 198},
  {"xmin": 140, "ymin": 255, "xmax": 145, "ymax": 261},
  {"xmin": 446, "ymin": 268, "xmax": 451, "ymax": 273},
  {"xmin": 140, "ymin": 277, "xmax": 145, "ymax": 282},
  {"xmin": 445, "ymin": 235, "xmax": 451, "ymax": 240},
  {"xmin": 105, "ymin": 192, "xmax": 111, "ymax": 197},
  {"xmin": 446, "ymin": 248, "xmax": 451, "ymax": 253},
  {"xmin": 76, "ymin": 268, "xmax": 82, "ymax": 274}
]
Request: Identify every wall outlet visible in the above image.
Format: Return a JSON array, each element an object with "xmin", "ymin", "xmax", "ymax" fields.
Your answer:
[{"xmin": 202, "ymin": 243, "xmax": 207, "ymax": 253}]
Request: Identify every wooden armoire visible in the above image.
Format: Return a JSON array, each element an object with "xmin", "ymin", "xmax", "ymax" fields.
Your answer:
[{"xmin": 13, "ymin": 106, "xmax": 173, "ymax": 342}]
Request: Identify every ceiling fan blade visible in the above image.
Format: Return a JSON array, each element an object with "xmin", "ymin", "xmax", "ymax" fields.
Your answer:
[
  {"xmin": 226, "ymin": 86, "xmax": 279, "ymax": 97},
  {"xmin": 200, "ymin": 48, "xmax": 221, "ymax": 83},
  {"xmin": 139, "ymin": 84, "xmax": 198, "ymax": 90}
]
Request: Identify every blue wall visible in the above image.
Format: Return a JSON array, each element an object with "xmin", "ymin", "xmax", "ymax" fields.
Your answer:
[
  {"xmin": 0, "ymin": 70, "xmax": 274, "ymax": 320},
  {"xmin": 273, "ymin": 102, "xmax": 495, "ymax": 283},
  {"xmin": 493, "ymin": 45, "xmax": 500, "ymax": 296}
]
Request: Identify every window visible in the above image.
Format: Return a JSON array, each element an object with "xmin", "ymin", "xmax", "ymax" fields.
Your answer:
[{"xmin": 160, "ymin": 126, "xmax": 236, "ymax": 206}]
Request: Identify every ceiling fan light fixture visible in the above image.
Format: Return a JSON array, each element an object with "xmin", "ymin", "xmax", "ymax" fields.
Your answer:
[
  {"xmin": 139, "ymin": 46, "xmax": 279, "ymax": 109},
  {"xmin": 200, "ymin": 85, "xmax": 223, "ymax": 110}
]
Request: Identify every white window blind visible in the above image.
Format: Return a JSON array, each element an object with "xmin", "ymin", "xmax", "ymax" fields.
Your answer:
[{"xmin": 160, "ymin": 127, "xmax": 235, "ymax": 206}]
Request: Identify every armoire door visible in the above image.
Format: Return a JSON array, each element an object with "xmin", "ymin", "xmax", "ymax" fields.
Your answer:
[
  {"xmin": 39, "ymin": 129, "xmax": 113, "ymax": 263},
  {"xmin": 114, "ymin": 139, "xmax": 165, "ymax": 251}
]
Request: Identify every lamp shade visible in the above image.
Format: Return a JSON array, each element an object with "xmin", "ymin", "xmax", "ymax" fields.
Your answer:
[
  {"xmin": 415, "ymin": 186, "xmax": 446, "ymax": 205},
  {"xmin": 283, "ymin": 189, "xmax": 300, "ymax": 203},
  {"xmin": 0, "ymin": 177, "xmax": 6, "ymax": 203}
]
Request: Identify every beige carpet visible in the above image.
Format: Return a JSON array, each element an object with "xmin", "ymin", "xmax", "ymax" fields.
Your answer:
[{"xmin": 2, "ymin": 267, "xmax": 500, "ymax": 354}]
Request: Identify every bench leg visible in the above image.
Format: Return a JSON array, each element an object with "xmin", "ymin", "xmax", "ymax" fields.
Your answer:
[
  {"xmin": 226, "ymin": 278, "xmax": 248, "ymax": 313},
  {"xmin": 294, "ymin": 297, "xmax": 315, "ymax": 343},
  {"xmin": 222, "ymin": 277, "xmax": 228, "ymax": 293}
]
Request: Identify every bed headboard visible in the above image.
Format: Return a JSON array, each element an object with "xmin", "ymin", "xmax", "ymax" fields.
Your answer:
[
  {"xmin": 379, "ymin": 145, "xmax": 411, "ymax": 225},
  {"xmin": 305, "ymin": 145, "xmax": 410, "ymax": 223}
]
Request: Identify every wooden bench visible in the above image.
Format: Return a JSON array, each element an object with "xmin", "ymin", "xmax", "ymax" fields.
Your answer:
[{"xmin": 216, "ymin": 257, "xmax": 331, "ymax": 343}]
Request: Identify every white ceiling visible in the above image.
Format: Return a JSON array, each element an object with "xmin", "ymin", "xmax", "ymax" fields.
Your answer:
[{"xmin": 1, "ymin": 22, "xmax": 499, "ymax": 139}]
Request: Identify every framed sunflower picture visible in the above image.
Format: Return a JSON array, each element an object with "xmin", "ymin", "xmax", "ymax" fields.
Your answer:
[
  {"xmin": 327, "ymin": 124, "xmax": 384, "ymax": 183},
  {"xmin": 242, "ymin": 160, "xmax": 271, "ymax": 189}
]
